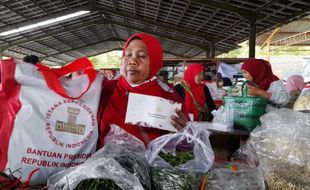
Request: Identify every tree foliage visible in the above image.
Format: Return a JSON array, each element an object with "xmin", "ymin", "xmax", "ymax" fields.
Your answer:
[{"xmin": 89, "ymin": 51, "xmax": 122, "ymax": 69}]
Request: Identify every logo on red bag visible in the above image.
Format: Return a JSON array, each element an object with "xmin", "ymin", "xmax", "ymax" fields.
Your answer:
[
  {"xmin": 55, "ymin": 107, "xmax": 86, "ymax": 135},
  {"xmin": 45, "ymin": 100, "xmax": 96, "ymax": 148}
]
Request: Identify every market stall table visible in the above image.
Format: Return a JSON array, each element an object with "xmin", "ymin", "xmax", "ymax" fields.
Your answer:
[{"xmin": 205, "ymin": 127, "xmax": 250, "ymax": 161}]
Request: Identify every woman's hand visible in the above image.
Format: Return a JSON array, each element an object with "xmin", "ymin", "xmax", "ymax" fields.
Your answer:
[
  {"xmin": 170, "ymin": 108, "xmax": 187, "ymax": 130},
  {"xmin": 248, "ymin": 86, "xmax": 270, "ymax": 99},
  {"xmin": 248, "ymin": 86, "xmax": 260, "ymax": 96}
]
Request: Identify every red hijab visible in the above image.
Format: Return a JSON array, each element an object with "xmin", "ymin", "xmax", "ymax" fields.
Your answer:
[
  {"xmin": 241, "ymin": 58, "xmax": 279, "ymax": 90},
  {"xmin": 183, "ymin": 64, "xmax": 205, "ymax": 121},
  {"xmin": 98, "ymin": 33, "xmax": 181, "ymax": 147}
]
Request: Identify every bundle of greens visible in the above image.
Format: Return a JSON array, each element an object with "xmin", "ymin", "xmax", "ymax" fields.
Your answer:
[
  {"xmin": 112, "ymin": 147, "xmax": 151, "ymax": 190},
  {"xmin": 75, "ymin": 179, "xmax": 121, "ymax": 190},
  {"xmin": 159, "ymin": 151, "xmax": 194, "ymax": 167},
  {"xmin": 48, "ymin": 143, "xmax": 151, "ymax": 190},
  {"xmin": 151, "ymin": 167, "xmax": 203, "ymax": 190},
  {"xmin": 151, "ymin": 151, "xmax": 203, "ymax": 190}
]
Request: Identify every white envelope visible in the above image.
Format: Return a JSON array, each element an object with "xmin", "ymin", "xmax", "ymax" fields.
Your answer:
[{"xmin": 125, "ymin": 93, "xmax": 182, "ymax": 132}]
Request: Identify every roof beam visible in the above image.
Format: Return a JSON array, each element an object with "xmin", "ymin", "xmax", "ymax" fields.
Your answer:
[
  {"xmin": 112, "ymin": 0, "xmax": 117, "ymax": 11},
  {"xmin": 270, "ymin": 30, "xmax": 310, "ymax": 49},
  {"xmin": 1, "ymin": 18, "xmax": 103, "ymax": 49},
  {"xmin": 30, "ymin": 0, "xmax": 50, "ymax": 14},
  {"xmin": 164, "ymin": 50, "xmax": 191, "ymax": 59},
  {"xmin": 215, "ymin": 19, "xmax": 246, "ymax": 44},
  {"xmin": 175, "ymin": 2, "xmax": 190, "ymax": 27},
  {"xmin": 3, "ymin": 49, "xmax": 28, "ymax": 58},
  {"xmin": 106, "ymin": 19, "xmax": 210, "ymax": 52},
  {"xmin": 194, "ymin": 10, "xmax": 218, "ymax": 33},
  {"xmin": 89, "ymin": 0, "xmax": 96, "ymax": 10},
  {"xmin": 36, "ymin": 26, "xmax": 75, "ymax": 51},
  {"xmin": 4, "ymin": 46, "xmax": 46, "ymax": 57},
  {"xmin": 191, "ymin": 49, "xmax": 205, "ymax": 58},
  {"xmin": 43, "ymin": 57, "xmax": 68, "ymax": 65},
  {"xmin": 93, "ymin": 5, "xmax": 215, "ymax": 43},
  {"xmin": 280, "ymin": 5, "xmax": 310, "ymax": 24},
  {"xmin": 154, "ymin": 0, "xmax": 162, "ymax": 21},
  {"xmin": 190, "ymin": 0, "xmax": 256, "ymax": 18},
  {"xmin": 260, "ymin": 27, "xmax": 280, "ymax": 49},
  {"xmin": 182, "ymin": 46, "xmax": 195, "ymax": 55},
  {"xmin": 0, "ymin": 5, "xmax": 91, "ymax": 34},
  {"xmin": 69, "ymin": 30, "xmax": 94, "ymax": 49},
  {"xmin": 264, "ymin": 31, "xmax": 310, "ymax": 35},
  {"xmin": 0, "ymin": 2, "xmax": 30, "ymax": 21},
  {"xmin": 190, "ymin": 0, "xmax": 284, "ymax": 23},
  {"xmin": 89, "ymin": 47, "xmax": 123, "ymax": 58},
  {"xmin": 42, "ymin": 24, "xmax": 195, "ymax": 59},
  {"xmin": 41, "ymin": 38, "xmax": 121, "ymax": 58},
  {"xmin": 133, "ymin": 0, "xmax": 137, "ymax": 16}
]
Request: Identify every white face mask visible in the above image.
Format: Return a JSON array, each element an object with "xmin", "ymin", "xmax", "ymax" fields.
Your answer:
[{"xmin": 126, "ymin": 76, "xmax": 157, "ymax": 87}]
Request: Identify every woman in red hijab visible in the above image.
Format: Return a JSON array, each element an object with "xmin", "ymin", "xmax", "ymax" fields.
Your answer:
[
  {"xmin": 97, "ymin": 33, "xmax": 187, "ymax": 147},
  {"xmin": 174, "ymin": 64, "xmax": 216, "ymax": 121},
  {"xmin": 241, "ymin": 58, "xmax": 290, "ymax": 111}
]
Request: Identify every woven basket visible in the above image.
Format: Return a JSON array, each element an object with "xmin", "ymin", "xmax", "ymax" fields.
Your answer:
[{"xmin": 223, "ymin": 81, "xmax": 266, "ymax": 131}]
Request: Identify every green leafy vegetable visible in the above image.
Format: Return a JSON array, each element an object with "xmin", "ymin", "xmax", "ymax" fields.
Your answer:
[
  {"xmin": 159, "ymin": 151, "xmax": 194, "ymax": 167},
  {"xmin": 75, "ymin": 179, "xmax": 121, "ymax": 190},
  {"xmin": 151, "ymin": 167, "xmax": 203, "ymax": 190}
]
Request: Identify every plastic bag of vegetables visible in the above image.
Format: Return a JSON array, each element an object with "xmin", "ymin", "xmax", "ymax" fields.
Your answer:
[
  {"xmin": 234, "ymin": 109, "xmax": 310, "ymax": 190},
  {"xmin": 145, "ymin": 122, "xmax": 214, "ymax": 190},
  {"xmin": 205, "ymin": 162, "xmax": 265, "ymax": 190},
  {"xmin": 47, "ymin": 124, "xmax": 151, "ymax": 190}
]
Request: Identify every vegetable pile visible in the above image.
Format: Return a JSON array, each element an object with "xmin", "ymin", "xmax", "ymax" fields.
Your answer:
[
  {"xmin": 152, "ymin": 151, "xmax": 203, "ymax": 190},
  {"xmin": 47, "ymin": 143, "xmax": 152, "ymax": 190},
  {"xmin": 151, "ymin": 167, "xmax": 203, "ymax": 190},
  {"xmin": 75, "ymin": 179, "xmax": 121, "ymax": 190},
  {"xmin": 159, "ymin": 151, "xmax": 194, "ymax": 167}
]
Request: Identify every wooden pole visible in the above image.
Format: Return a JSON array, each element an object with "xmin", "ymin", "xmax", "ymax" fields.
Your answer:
[{"xmin": 249, "ymin": 19, "xmax": 256, "ymax": 58}]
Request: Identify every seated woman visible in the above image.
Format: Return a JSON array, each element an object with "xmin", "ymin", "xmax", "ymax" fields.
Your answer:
[
  {"xmin": 241, "ymin": 58, "xmax": 290, "ymax": 112},
  {"xmin": 285, "ymin": 75, "xmax": 304, "ymax": 109},
  {"xmin": 174, "ymin": 64, "xmax": 216, "ymax": 121},
  {"xmin": 98, "ymin": 33, "xmax": 187, "ymax": 148}
]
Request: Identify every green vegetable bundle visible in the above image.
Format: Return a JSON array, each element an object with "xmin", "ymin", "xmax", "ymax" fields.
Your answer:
[
  {"xmin": 48, "ymin": 143, "xmax": 151, "ymax": 190},
  {"xmin": 159, "ymin": 151, "xmax": 194, "ymax": 167},
  {"xmin": 151, "ymin": 167, "xmax": 203, "ymax": 190},
  {"xmin": 151, "ymin": 151, "xmax": 203, "ymax": 190},
  {"xmin": 112, "ymin": 148, "xmax": 151, "ymax": 190},
  {"xmin": 75, "ymin": 179, "xmax": 121, "ymax": 190}
]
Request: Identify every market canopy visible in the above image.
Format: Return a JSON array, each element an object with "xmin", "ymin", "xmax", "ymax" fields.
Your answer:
[{"xmin": 0, "ymin": 0, "xmax": 309, "ymax": 66}]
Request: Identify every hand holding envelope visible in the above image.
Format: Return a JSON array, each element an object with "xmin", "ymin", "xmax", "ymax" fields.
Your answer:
[{"xmin": 125, "ymin": 93, "xmax": 182, "ymax": 132}]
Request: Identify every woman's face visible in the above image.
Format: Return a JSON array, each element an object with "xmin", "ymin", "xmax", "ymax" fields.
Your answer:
[
  {"xmin": 195, "ymin": 71, "xmax": 204, "ymax": 84},
  {"xmin": 121, "ymin": 39, "xmax": 150, "ymax": 84},
  {"xmin": 242, "ymin": 69, "xmax": 253, "ymax": 81}
]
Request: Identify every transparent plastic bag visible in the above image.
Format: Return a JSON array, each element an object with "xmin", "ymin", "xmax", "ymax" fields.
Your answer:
[
  {"xmin": 293, "ymin": 93, "xmax": 310, "ymax": 111},
  {"xmin": 234, "ymin": 109, "xmax": 310, "ymax": 190},
  {"xmin": 205, "ymin": 163, "xmax": 265, "ymax": 190},
  {"xmin": 211, "ymin": 104, "xmax": 234, "ymax": 131},
  {"xmin": 145, "ymin": 122, "xmax": 214, "ymax": 190},
  {"xmin": 146, "ymin": 122, "xmax": 214, "ymax": 172},
  {"xmin": 47, "ymin": 124, "xmax": 151, "ymax": 190}
]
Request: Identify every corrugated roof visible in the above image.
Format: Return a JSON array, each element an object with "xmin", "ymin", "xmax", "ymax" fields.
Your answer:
[
  {"xmin": 0, "ymin": 0, "xmax": 309, "ymax": 65},
  {"xmin": 257, "ymin": 15, "xmax": 310, "ymax": 46}
]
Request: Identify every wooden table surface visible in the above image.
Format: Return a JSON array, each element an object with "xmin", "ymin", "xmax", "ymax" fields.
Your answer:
[{"xmin": 195, "ymin": 122, "xmax": 251, "ymax": 161}]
